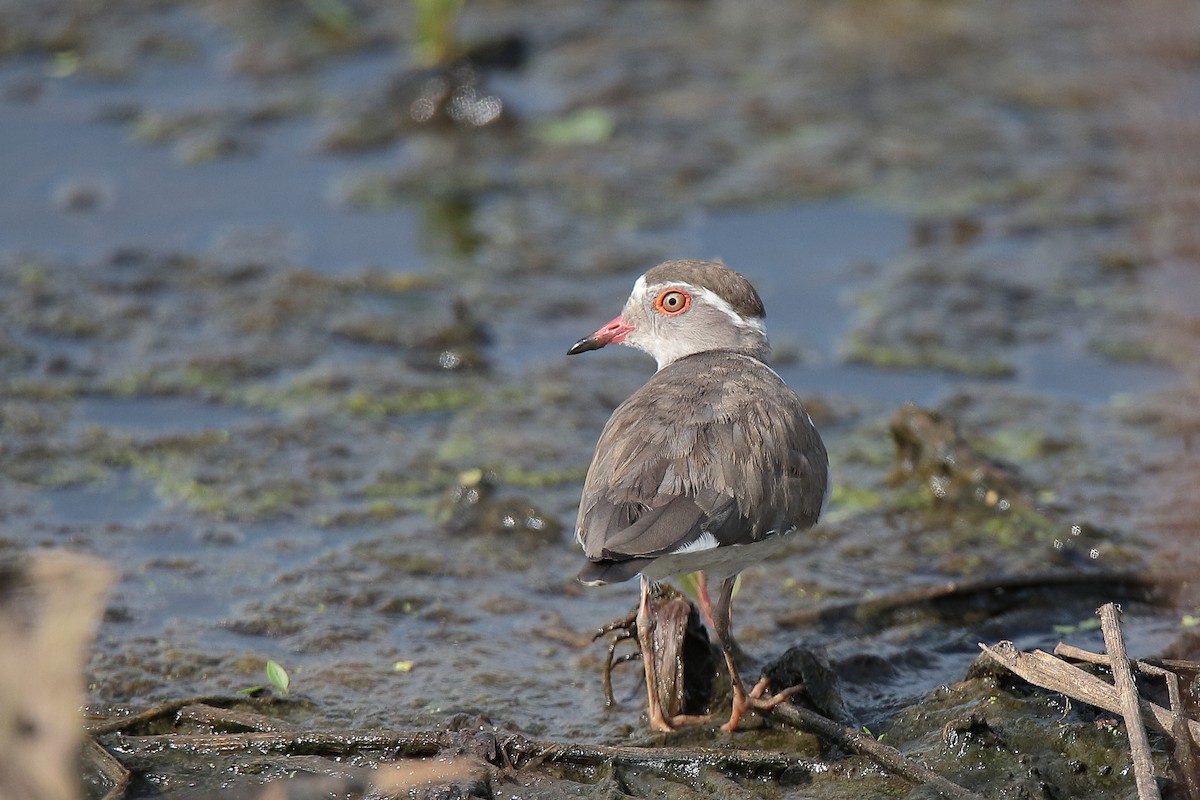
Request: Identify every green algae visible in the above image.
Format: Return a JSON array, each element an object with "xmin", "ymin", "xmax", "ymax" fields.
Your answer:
[
  {"xmin": 842, "ymin": 334, "xmax": 1016, "ymax": 378},
  {"xmin": 979, "ymin": 426, "xmax": 1077, "ymax": 464},
  {"xmin": 822, "ymin": 483, "xmax": 884, "ymax": 524},
  {"xmin": 109, "ymin": 350, "xmax": 301, "ymax": 401},
  {"xmin": 11, "ymin": 426, "xmax": 326, "ymax": 522},
  {"xmin": 341, "ymin": 385, "xmax": 479, "ymax": 417},
  {"xmin": 489, "ymin": 463, "xmax": 589, "ymax": 489},
  {"xmin": 1090, "ymin": 335, "xmax": 1157, "ymax": 363},
  {"xmin": 883, "ymin": 671, "xmax": 1149, "ymax": 799},
  {"xmin": 315, "ymin": 500, "xmax": 412, "ymax": 527},
  {"xmin": 360, "ymin": 466, "xmax": 458, "ymax": 500},
  {"xmin": 347, "ymin": 541, "xmax": 445, "ymax": 577}
]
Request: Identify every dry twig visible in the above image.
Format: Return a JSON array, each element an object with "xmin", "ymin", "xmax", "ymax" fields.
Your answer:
[
  {"xmin": 979, "ymin": 642, "xmax": 1200, "ymax": 743},
  {"xmin": 175, "ymin": 703, "xmax": 293, "ymax": 733},
  {"xmin": 99, "ymin": 727, "xmax": 818, "ymax": 779},
  {"xmin": 86, "ymin": 695, "xmax": 290, "ymax": 736},
  {"xmin": 768, "ymin": 703, "xmax": 986, "ymax": 800},
  {"xmin": 1099, "ymin": 603, "xmax": 1161, "ymax": 800},
  {"xmin": 1054, "ymin": 642, "xmax": 1200, "ymax": 798},
  {"xmin": 83, "ymin": 736, "xmax": 130, "ymax": 800}
]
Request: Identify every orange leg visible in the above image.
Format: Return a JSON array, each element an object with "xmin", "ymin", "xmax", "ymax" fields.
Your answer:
[
  {"xmin": 695, "ymin": 571, "xmax": 716, "ymax": 630},
  {"xmin": 712, "ymin": 576, "xmax": 803, "ymax": 732}
]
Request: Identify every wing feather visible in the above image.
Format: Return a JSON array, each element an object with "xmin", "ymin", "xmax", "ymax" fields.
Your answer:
[{"xmin": 575, "ymin": 352, "xmax": 828, "ymax": 583}]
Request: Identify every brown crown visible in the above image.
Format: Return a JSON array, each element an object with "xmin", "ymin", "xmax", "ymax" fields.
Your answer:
[{"xmin": 643, "ymin": 259, "xmax": 766, "ymax": 321}]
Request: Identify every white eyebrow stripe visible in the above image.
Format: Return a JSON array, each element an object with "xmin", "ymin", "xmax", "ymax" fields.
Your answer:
[{"xmin": 684, "ymin": 284, "xmax": 766, "ymax": 335}]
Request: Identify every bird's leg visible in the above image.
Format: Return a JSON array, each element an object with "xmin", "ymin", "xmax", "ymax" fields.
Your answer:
[
  {"xmin": 636, "ymin": 575, "xmax": 674, "ymax": 732},
  {"xmin": 694, "ymin": 571, "xmax": 717, "ymax": 630},
  {"xmin": 712, "ymin": 575, "xmax": 804, "ymax": 732},
  {"xmin": 712, "ymin": 575, "xmax": 750, "ymax": 732}
]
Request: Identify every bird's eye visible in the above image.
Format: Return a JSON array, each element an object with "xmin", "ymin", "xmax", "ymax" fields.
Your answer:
[{"xmin": 654, "ymin": 290, "xmax": 691, "ymax": 315}]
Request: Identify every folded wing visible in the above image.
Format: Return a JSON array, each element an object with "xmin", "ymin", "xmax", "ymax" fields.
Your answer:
[{"xmin": 575, "ymin": 352, "xmax": 827, "ymax": 584}]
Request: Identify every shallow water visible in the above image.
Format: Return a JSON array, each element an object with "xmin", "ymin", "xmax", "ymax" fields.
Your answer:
[{"xmin": 2, "ymin": 1, "xmax": 1199, "ymax": 796}]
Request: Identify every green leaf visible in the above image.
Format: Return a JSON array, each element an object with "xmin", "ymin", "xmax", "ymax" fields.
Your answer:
[
  {"xmin": 413, "ymin": 0, "xmax": 465, "ymax": 66},
  {"xmin": 266, "ymin": 659, "xmax": 290, "ymax": 696},
  {"xmin": 49, "ymin": 51, "xmax": 80, "ymax": 78},
  {"xmin": 536, "ymin": 107, "xmax": 615, "ymax": 146},
  {"xmin": 304, "ymin": 0, "xmax": 356, "ymax": 36}
]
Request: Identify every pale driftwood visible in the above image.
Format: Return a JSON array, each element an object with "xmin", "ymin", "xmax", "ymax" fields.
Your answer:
[
  {"xmin": 1099, "ymin": 603, "xmax": 1161, "ymax": 800},
  {"xmin": 768, "ymin": 703, "xmax": 986, "ymax": 800},
  {"xmin": 979, "ymin": 642, "xmax": 1200, "ymax": 744},
  {"xmin": 1054, "ymin": 642, "xmax": 1200, "ymax": 798},
  {"xmin": 1173, "ymin": 696, "xmax": 1200, "ymax": 800},
  {"xmin": 1052, "ymin": 642, "xmax": 1200, "ymax": 684}
]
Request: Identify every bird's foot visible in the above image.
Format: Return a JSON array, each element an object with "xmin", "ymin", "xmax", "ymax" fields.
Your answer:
[
  {"xmin": 720, "ymin": 676, "xmax": 804, "ymax": 732},
  {"xmin": 593, "ymin": 610, "xmax": 641, "ymax": 707},
  {"xmin": 593, "ymin": 609, "xmax": 638, "ymax": 641},
  {"xmin": 647, "ymin": 710, "xmax": 711, "ymax": 732}
]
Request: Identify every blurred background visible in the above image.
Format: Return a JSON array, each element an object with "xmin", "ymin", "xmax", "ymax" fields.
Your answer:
[{"xmin": 1, "ymin": 0, "xmax": 1198, "ymax": 769}]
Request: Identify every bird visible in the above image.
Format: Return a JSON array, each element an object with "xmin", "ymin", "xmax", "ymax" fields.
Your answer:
[{"xmin": 567, "ymin": 258, "xmax": 829, "ymax": 732}]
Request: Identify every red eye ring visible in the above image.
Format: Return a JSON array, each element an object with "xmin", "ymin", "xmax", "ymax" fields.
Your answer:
[{"xmin": 654, "ymin": 289, "xmax": 691, "ymax": 316}]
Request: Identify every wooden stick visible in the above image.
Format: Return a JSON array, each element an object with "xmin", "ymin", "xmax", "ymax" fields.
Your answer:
[
  {"xmin": 100, "ymin": 728, "xmax": 819, "ymax": 777},
  {"xmin": 86, "ymin": 695, "xmax": 290, "ymax": 736},
  {"xmin": 979, "ymin": 642, "xmax": 1200, "ymax": 743},
  {"xmin": 1054, "ymin": 637, "xmax": 1200, "ymax": 794},
  {"xmin": 1053, "ymin": 642, "xmax": 1115, "ymax": 666},
  {"xmin": 95, "ymin": 699, "xmax": 986, "ymax": 799},
  {"xmin": 1172, "ymin": 684, "xmax": 1200, "ymax": 800},
  {"xmin": 175, "ymin": 703, "xmax": 293, "ymax": 733},
  {"xmin": 83, "ymin": 737, "xmax": 130, "ymax": 800},
  {"xmin": 1099, "ymin": 603, "xmax": 1161, "ymax": 800},
  {"xmin": 768, "ymin": 703, "xmax": 986, "ymax": 800},
  {"xmin": 1056, "ymin": 642, "xmax": 1178, "ymax": 679}
]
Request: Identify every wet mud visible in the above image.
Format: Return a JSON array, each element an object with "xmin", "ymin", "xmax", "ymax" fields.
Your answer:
[{"xmin": 2, "ymin": 0, "xmax": 1200, "ymax": 797}]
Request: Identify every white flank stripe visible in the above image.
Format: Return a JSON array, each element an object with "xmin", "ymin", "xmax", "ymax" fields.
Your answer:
[{"xmin": 670, "ymin": 531, "xmax": 719, "ymax": 554}]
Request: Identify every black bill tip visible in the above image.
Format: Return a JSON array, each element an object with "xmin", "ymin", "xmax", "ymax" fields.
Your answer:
[{"xmin": 567, "ymin": 336, "xmax": 603, "ymax": 356}]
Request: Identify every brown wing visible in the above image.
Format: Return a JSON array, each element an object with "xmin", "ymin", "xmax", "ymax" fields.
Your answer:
[{"xmin": 575, "ymin": 351, "xmax": 828, "ymax": 583}]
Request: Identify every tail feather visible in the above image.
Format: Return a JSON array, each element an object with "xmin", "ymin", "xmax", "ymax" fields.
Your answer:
[{"xmin": 577, "ymin": 557, "xmax": 651, "ymax": 586}]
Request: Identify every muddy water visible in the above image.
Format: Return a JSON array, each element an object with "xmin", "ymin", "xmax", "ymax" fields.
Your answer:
[{"xmin": 2, "ymin": 0, "xmax": 1200, "ymax": 796}]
